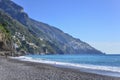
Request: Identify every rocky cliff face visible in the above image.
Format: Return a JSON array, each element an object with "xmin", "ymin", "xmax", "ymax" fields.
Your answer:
[
  {"xmin": 0, "ymin": 0, "xmax": 104, "ymax": 55},
  {"xmin": 0, "ymin": 31, "xmax": 5, "ymax": 51},
  {"xmin": 0, "ymin": 24, "xmax": 13, "ymax": 56}
]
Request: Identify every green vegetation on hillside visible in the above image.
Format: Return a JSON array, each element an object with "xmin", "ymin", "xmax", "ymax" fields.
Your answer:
[
  {"xmin": 0, "ymin": 23, "xmax": 11, "ymax": 40},
  {"xmin": 0, "ymin": 10, "xmax": 59, "ymax": 55}
]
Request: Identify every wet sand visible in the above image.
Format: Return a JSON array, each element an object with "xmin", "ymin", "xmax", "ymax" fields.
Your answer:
[{"xmin": 0, "ymin": 56, "xmax": 120, "ymax": 80}]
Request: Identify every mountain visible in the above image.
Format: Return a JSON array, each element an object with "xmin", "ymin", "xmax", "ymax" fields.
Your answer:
[{"xmin": 0, "ymin": 0, "xmax": 104, "ymax": 55}]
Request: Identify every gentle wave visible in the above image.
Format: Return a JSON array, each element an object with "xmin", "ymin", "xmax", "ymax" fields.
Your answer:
[{"xmin": 12, "ymin": 56, "xmax": 120, "ymax": 74}]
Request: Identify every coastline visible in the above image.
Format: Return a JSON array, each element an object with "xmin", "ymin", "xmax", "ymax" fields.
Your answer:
[
  {"xmin": 13, "ymin": 56, "xmax": 120, "ymax": 77},
  {"xmin": 0, "ymin": 56, "xmax": 120, "ymax": 80}
]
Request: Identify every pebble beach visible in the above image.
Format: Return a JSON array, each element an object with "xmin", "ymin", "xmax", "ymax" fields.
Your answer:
[{"xmin": 0, "ymin": 56, "xmax": 120, "ymax": 80}]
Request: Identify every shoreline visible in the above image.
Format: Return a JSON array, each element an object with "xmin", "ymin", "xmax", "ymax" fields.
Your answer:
[
  {"xmin": 0, "ymin": 56, "xmax": 120, "ymax": 80},
  {"xmin": 12, "ymin": 56, "xmax": 120, "ymax": 77}
]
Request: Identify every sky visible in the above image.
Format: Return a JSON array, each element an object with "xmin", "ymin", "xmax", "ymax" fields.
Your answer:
[{"xmin": 12, "ymin": 0, "xmax": 120, "ymax": 54}]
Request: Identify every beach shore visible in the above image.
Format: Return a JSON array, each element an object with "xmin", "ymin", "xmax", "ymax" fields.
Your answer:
[{"xmin": 0, "ymin": 56, "xmax": 120, "ymax": 80}]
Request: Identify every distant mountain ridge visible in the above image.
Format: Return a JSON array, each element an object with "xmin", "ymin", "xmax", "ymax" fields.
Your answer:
[{"xmin": 0, "ymin": 0, "xmax": 104, "ymax": 55}]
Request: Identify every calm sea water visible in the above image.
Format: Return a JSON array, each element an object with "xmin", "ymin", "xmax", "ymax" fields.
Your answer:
[
  {"xmin": 26, "ymin": 54, "xmax": 120, "ymax": 67},
  {"xmin": 16, "ymin": 54, "xmax": 120, "ymax": 77}
]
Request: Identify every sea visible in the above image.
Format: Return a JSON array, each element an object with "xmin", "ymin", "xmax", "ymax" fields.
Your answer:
[{"xmin": 14, "ymin": 54, "xmax": 120, "ymax": 77}]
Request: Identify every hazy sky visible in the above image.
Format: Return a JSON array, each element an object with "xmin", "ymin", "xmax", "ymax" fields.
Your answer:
[{"xmin": 12, "ymin": 0, "xmax": 120, "ymax": 54}]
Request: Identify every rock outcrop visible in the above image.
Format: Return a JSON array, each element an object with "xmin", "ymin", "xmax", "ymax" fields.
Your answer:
[{"xmin": 0, "ymin": 24, "xmax": 13, "ymax": 56}]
